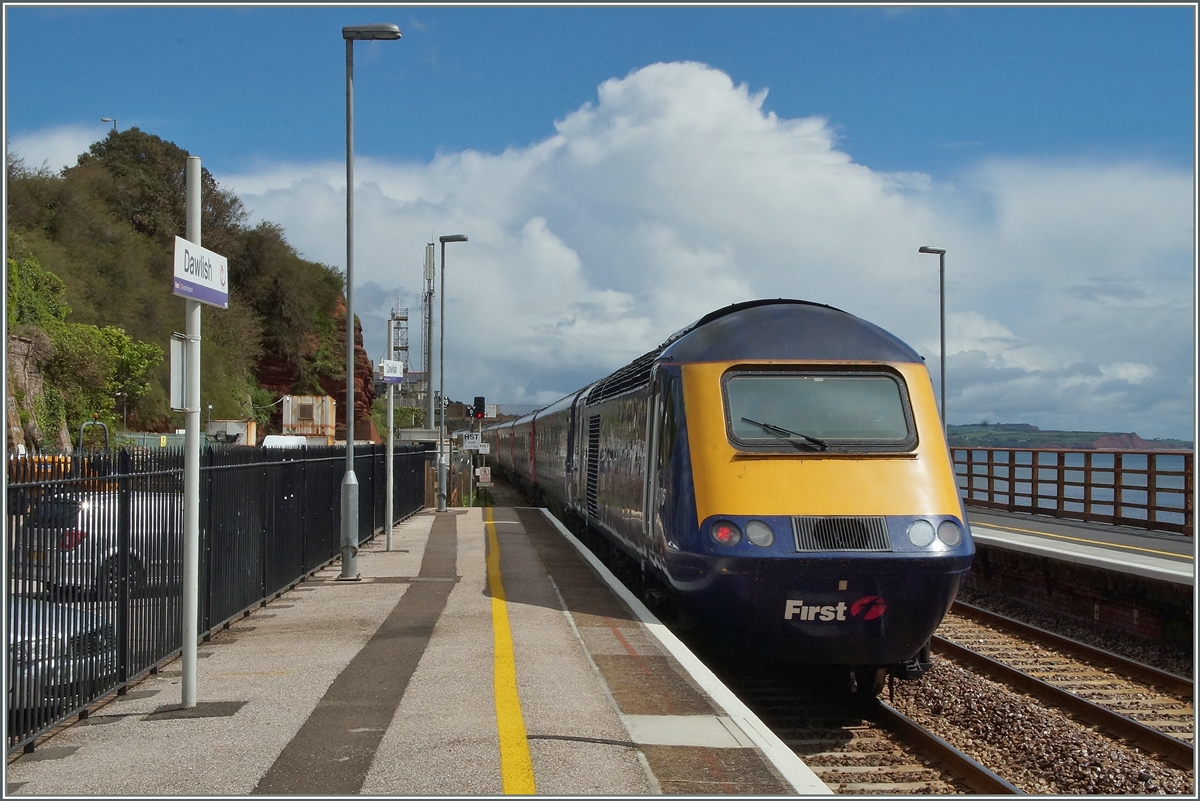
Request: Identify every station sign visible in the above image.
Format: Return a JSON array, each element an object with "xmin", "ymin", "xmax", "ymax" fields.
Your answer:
[
  {"xmin": 380, "ymin": 359, "xmax": 404, "ymax": 384},
  {"xmin": 463, "ymin": 432, "xmax": 481, "ymax": 450},
  {"xmin": 173, "ymin": 236, "xmax": 228, "ymax": 308}
]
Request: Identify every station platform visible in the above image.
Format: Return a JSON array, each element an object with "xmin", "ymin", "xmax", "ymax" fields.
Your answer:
[
  {"xmin": 5, "ymin": 507, "xmax": 829, "ymax": 796},
  {"xmin": 966, "ymin": 508, "xmax": 1194, "ymax": 586}
]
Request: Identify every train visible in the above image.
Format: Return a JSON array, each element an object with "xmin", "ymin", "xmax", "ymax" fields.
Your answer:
[{"xmin": 484, "ymin": 299, "xmax": 974, "ymax": 693}]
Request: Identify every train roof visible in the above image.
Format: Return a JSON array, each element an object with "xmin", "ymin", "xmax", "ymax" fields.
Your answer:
[
  {"xmin": 583, "ymin": 299, "xmax": 920, "ymax": 405},
  {"xmin": 660, "ymin": 299, "xmax": 921, "ymax": 363}
]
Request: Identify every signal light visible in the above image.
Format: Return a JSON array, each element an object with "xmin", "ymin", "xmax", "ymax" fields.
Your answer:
[{"xmin": 473, "ymin": 396, "xmax": 485, "ymax": 420}]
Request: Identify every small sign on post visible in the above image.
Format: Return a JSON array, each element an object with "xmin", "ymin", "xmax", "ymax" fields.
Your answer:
[
  {"xmin": 478, "ymin": 443, "xmax": 491, "ymax": 455},
  {"xmin": 380, "ymin": 359, "xmax": 404, "ymax": 384},
  {"xmin": 463, "ymin": 432, "xmax": 481, "ymax": 450},
  {"xmin": 477, "ymin": 466, "xmax": 492, "ymax": 487},
  {"xmin": 484, "ymin": 404, "xmax": 498, "ymax": 419},
  {"xmin": 169, "ymin": 332, "xmax": 186, "ymax": 411},
  {"xmin": 172, "ymin": 236, "xmax": 229, "ymax": 309}
]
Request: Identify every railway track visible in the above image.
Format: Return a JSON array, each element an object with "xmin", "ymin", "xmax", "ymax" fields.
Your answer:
[
  {"xmin": 935, "ymin": 602, "xmax": 1194, "ymax": 770},
  {"xmin": 714, "ymin": 669, "xmax": 1020, "ymax": 794},
  {"xmin": 501, "ymin": 480, "xmax": 1193, "ymax": 793}
]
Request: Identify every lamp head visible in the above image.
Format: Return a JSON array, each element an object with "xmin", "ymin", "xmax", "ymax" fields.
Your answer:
[
  {"xmin": 343, "ymin": 24, "xmax": 402, "ymax": 40},
  {"xmin": 439, "ymin": 234, "xmax": 468, "ymax": 244},
  {"xmin": 918, "ymin": 246, "xmax": 946, "ymax": 255}
]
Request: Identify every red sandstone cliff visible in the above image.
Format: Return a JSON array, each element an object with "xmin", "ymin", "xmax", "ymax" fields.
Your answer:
[{"xmin": 254, "ymin": 298, "xmax": 379, "ymax": 443}]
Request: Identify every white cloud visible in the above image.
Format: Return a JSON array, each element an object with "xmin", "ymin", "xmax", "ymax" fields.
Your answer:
[
  {"xmin": 8, "ymin": 124, "xmax": 102, "ymax": 173},
  {"xmin": 16, "ymin": 62, "xmax": 1193, "ymax": 439}
]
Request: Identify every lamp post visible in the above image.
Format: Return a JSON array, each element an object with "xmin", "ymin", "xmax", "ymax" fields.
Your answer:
[
  {"xmin": 437, "ymin": 234, "xmax": 468, "ymax": 512},
  {"xmin": 101, "ymin": 117, "xmax": 117, "ymax": 132},
  {"xmin": 341, "ymin": 23, "xmax": 401, "ymax": 579},
  {"xmin": 918, "ymin": 246, "xmax": 947, "ymax": 434}
]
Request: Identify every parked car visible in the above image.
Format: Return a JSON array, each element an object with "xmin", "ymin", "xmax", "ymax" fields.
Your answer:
[
  {"xmin": 7, "ymin": 595, "xmax": 118, "ymax": 713},
  {"xmin": 11, "ymin": 492, "xmax": 182, "ymax": 600},
  {"xmin": 261, "ymin": 435, "xmax": 308, "ymax": 449}
]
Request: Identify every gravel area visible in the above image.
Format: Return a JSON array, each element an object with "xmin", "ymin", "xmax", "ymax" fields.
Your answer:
[
  {"xmin": 890, "ymin": 659, "xmax": 1194, "ymax": 794},
  {"xmin": 475, "ymin": 476, "xmax": 530, "ymax": 508},
  {"xmin": 955, "ymin": 583, "xmax": 1193, "ymax": 679}
]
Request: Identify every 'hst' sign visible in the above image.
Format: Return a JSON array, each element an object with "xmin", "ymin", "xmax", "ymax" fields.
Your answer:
[{"xmin": 173, "ymin": 236, "xmax": 228, "ymax": 309}]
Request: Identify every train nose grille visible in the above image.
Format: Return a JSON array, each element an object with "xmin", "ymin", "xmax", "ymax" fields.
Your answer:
[{"xmin": 792, "ymin": 516, "xmax": 891, "ymax": 552}]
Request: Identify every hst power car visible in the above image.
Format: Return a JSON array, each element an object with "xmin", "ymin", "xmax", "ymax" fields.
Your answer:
[{"xmin": 487, "ymin": 300, "xmax": 973, "ymax": 693}]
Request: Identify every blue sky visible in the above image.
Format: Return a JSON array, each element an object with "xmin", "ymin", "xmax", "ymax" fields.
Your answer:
[
  {"xmin": 5, "ymin": 4, "xmax": 1197, "ymax": 439},
  {"xmin": 7, "ymin": 6, "xmax": 1192, "ymax": 173}
]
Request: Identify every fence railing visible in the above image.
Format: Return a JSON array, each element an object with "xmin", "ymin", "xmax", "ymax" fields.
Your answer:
[
  {"xmin": 952, "ymin": 447, "xmax": 1193, "ymax": 537},
  {"xmin": 6, "ymin": 443, "xmax": 429, "ymax": 753}
]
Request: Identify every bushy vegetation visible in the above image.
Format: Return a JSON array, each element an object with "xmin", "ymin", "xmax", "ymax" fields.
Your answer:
[
  {"xmin": 7, "ymin": 243, "xmax": 161, "ymax": 450},
  {"xmin": 371, "ymin": 396, "xmax": 426, "ymax": 434},
  {"xmin": 6, "ymin": 128, "xmax": 352, "ymax": 451}
]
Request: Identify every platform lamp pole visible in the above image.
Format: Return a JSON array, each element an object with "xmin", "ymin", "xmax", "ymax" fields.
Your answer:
[
  {"xmin": 341, "ymin": 23, "xmax": 401, "ymax": 579},
  {"xmin": 437, "ymin": 234, "xmax": 468, "ymax": 512},
  {"xmin": 918, "ymin": 246, "xmax": 947, "ymax": 435}
]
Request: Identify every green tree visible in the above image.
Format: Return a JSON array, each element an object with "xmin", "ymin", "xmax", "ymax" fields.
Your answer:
[
  {"xmin": 6, "ymin": 245, "xmax": 163, "ymax": 448},
  {"xmin": 8, "ymin": 127, "xmax": 365, "ymax": 437},
  {"xmin": 372, "ymin": 398, "xmax": 426, "ymax": 432}
]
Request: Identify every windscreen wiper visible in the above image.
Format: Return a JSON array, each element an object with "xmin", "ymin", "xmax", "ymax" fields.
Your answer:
[{"xmin": 740, "ymin": 417, "xmax": 828, "ymax": 451}]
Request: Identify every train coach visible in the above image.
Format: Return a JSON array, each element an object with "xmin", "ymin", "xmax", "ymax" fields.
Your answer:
[{"xmin": 485, "ymin": 299, "xmax": 973, "ymax": 694}]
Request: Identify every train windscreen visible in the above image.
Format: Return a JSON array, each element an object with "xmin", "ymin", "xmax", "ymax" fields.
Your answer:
[{"xmin": 723, "ymin": 371, "xmax": 915, "ymax": 451}]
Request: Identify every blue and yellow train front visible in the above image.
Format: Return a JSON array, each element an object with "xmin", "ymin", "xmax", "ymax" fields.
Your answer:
[{"xmin": 657, "ymin": 358, "xmax": 973, "ymax": 668}]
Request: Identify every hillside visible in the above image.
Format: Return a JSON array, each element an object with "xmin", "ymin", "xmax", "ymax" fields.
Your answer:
[
  {"xmin": 6, "ymin": 128, "xmax": 376, "ymax": 452},
  {"xmin": 946, "ymin": 423, "xmax": 1191, "ymax": 450}
]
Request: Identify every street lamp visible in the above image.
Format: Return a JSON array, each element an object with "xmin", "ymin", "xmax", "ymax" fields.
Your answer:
[
  {"xmin": 918, "ymin": 246, "xmax": 947, "ymax": 434},
  {"xmin": 437, "ymin": 234, "xmax": 468, "ymax": 512},
  {"xmin": 101, "ymin": 118, "xmax": 117, "ymax": 132},
  {"xmin": 340, "ymin": 22, "xmax": 401, "ymax": 579}
]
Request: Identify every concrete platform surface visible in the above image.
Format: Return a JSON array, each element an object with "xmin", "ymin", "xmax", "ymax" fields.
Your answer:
[
  {"xmin": 967, "ymin": 509, "xmax": 1194, "ymax": 586},
  {"xmin": 5, "ymin": 507, "xmax": 829, "ymax": 796}
]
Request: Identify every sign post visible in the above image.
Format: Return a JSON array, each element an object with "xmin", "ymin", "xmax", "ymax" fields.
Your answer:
[
  {"xmin": 462, "ymin": 431, "xmax": 479, "ymax": 505},
  {"xmin": 175, "ymin": 158, "xmax": 228, "ymax": 710},
  {"xmin": 381, "ymin": 342, "xmax": 404, "ymax": 551}
]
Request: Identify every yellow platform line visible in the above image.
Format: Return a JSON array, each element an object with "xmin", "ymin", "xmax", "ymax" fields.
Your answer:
[
  {"xmin": 976, "ymin": 521, "xmax": 1194, "ymax": 561},
  {"xmin": 486, "ymin": 507, "xmax": 537, "ymax": 794}
]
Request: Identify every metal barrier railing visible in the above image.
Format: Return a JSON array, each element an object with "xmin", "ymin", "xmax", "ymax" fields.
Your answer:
[
  {"xmin": 6, "ymin": 443, "xmax": 429, "ymax": 753},
  {"xmin": 952, "ymin": 447, "xmax": 1193, "ymax": 537}
]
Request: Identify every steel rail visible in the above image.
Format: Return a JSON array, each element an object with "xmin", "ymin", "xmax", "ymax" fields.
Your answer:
[
  {"xmin": 932, "ymin": 636, "xmax": 1194, "ymax": 770},
  {"xmin": 873, "ymin": 700, "xmax": 1024, "ymax": 794},
  {"xmin": 952, "ymin": 601, "xmax": 1192, "ymax": 697}
]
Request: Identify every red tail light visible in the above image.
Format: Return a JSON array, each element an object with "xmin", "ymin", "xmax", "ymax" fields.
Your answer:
[
  {"xmin": 59, "ymin": 529, "xmax": 88, "ymax": 552},
  {"xmin": 710, "ymin": 520, "xmax": 742, "ymax": 546}
]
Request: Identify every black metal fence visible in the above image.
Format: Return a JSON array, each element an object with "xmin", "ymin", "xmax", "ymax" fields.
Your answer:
[{"xmin": 6, "ymin": 443, "xmax": 429, "ymax": 753}]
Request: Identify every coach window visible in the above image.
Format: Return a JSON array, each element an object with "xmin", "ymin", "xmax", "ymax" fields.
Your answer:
[
  {"xmin": 657, "ymin": 374, "xmax": 680, "ymax": 471},
  {"xmin": 722, "ymin": 370, "xmax": 916, "ymax": 452}
]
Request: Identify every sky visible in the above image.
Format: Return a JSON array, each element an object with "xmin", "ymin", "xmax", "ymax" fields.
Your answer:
[{"xmin": 4, "ymin": 4, "xmax": 1196, "ymax": 440}]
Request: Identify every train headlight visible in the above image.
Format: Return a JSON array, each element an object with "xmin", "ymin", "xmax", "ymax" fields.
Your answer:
[
  {"xmin": 906, "ymin": 519, "xmax": 935, "ymax": 547},
  {"xmin": 745, "ymin": 520, "xmax": 774, "ymax": 547},
  {"xmin": 937, "ymin": 520, "xmax": 962, "ymax": 546},
  {"xmin": 710, "ymin": 520, "xmax": 742, "ymax": 546}
]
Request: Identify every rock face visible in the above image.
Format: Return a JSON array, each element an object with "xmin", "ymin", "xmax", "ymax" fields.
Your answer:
[
  {"xmin": 1091, "ymin": 433, "xmax": 1158, "ymax": 450},
  {"xmin": 322, "ymin": 299, "xmax": 379, "ymax": 443},
  {"xmin": 253, "ymin": 299, "xmax": 378, "ymax": 443},
  {"xmin": 6, "ymin": 332, "xmax": 70, "ymax": 453}
]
